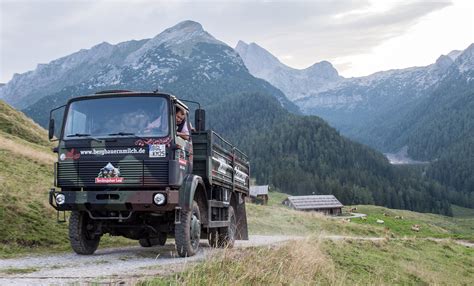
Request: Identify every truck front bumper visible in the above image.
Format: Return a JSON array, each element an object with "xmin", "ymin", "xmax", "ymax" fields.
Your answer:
[{"xmin": 49, "ymin": 189, "xmax": 179, "ymax": 212}]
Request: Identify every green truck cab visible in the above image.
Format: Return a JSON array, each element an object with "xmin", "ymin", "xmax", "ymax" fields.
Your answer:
[{"xmin": 48, "ymin": 90, "xmax": 249, "ymax": 257}]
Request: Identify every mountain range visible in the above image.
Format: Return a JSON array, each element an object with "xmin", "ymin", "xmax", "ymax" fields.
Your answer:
[
  {"xmin": 235, "ymin": 41, "xmax": 343, "ymax": 102},
  {"xmin": 0, "ymin": 21, "xmax": 297, "ymax": 116},
  {"xmin": 237, "ymin": 41, "xmax": 474, "ymax": 207},
  {"xmin": 236, "ymin": 41, "xmax": 474, "ymax": 155}
]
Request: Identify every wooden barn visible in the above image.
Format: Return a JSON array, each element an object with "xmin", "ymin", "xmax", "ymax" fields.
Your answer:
[
  {"xmin": 282, "ymin": 195, "xmax": 343, "ymax": 215},
  {"xmin": 249, "ymin": 185, "xmax": 269, "ymax": 205}
]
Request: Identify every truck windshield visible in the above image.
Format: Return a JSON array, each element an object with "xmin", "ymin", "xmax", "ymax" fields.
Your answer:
[{"xmin": 63, "ymin": 96, "xmax": 169, "ymax": 139}]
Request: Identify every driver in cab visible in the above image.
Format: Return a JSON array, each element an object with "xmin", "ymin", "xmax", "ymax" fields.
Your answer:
[{"xmin": 175, "ymin": 106, "xmax": 189, "ymax": 140}]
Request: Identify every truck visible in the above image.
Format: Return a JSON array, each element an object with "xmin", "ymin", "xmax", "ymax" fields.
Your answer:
[{"xmin": 48, "ymin": 90, "xmax": 250, "ymax": 257}]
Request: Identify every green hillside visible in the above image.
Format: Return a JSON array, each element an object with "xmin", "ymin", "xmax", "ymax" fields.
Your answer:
[
  {"xmin": 0, "ymin": 100, "xmax": 66, "ymax": 256},
  {"xmin": 0, "ymin": 100, "xmax": 130, "ymax": 257},
  {"xmin": 0, "ymin": 100, "xmax": 50, "ymax": 146},
  {"xmin": 360, "ymin": 75, "xmax": 474, "ymax": 209},
  {"xmin": 206, "ymin": 93, "xmax": 452, "ymax": 215},
  {"xmin": 248, "ymin": 191, "xmax": 474, "ymax": 240},
  {"xmin": 402, "ymin": 84, "xmax": 474, "ymax": 208}
]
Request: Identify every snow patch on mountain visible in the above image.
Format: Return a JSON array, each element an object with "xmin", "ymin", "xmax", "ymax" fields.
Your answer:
[
  {"xmin": 0, "ymin": 20, "xmax": 248, "ymax": 109},
  {"xmin": 0, "ymin": 39, "xmax": 148, "ymax": 108},
  {"xmin": 237, "ymin": 40, "xmax": 474, "ymax": 113},
  {"xmin": 125, "ymin": 20, "xmax": 226, "ymax": 66}
]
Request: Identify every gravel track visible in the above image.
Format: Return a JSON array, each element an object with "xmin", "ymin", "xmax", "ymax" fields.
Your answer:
[
  {"xmin": 0, "ymin": 235, "xmax": 300, "ymax": 286},
  {"xmin": 1, "ymin": 234, "xmax": 471, "ymax": 286}
]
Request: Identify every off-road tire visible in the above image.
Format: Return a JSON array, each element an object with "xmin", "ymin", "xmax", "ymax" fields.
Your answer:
[
  {"xmin": 139, "ymin": 238, "xmax": 152, "ymax": 247},
  {"xmin": 219, "ymin": 205, "xmax": 236, "ymax": 248},
  {"xmin": 155, "ymin": 232, "xmax": 167, "ymax": 246},
  {"xmin": 175, "ymin": 201, "xmax": 201, "ymax": 257},
  {"xmin": 208, "ymin": 229, "xmax": 219, "ymax": 248},
  {"xmin": 69, "ymin": 211, "xmax": 100, "ymax": 255},
  {"xmin": 209, "ymin": 206, "xmax": 236, "ymax": 248},
  {"xmin": 139, "ymin": 232, "xmax": 167, "ymax": 247}
]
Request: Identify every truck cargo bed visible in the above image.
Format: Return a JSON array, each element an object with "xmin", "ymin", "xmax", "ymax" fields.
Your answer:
[{"xmin": 192, "ymin": 130, "xmax": 250, "ymax": 194}]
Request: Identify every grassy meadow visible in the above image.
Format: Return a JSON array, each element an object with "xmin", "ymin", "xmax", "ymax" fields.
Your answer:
[
  {"xmin": 141, "ymin": 238, "xmax": 473, "ymax": 285},
  {"xmin": 142, "ymin": 190, "xmax": 474, "ymax": 285},
  {"xmin": 248, "ymin": 190, "xmax": 474, "ymax": 241}
]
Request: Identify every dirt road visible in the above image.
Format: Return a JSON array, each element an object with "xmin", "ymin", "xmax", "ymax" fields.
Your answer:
[
  {"xmin": 0, "ymin": 235, "xmax": 300, "ymax": 286},
  {"xmin": 1, "ymin": 234, "xmax": 471, "ymax": 285}
]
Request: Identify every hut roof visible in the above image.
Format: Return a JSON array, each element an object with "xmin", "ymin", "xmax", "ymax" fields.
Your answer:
[
  {"xmin": 249, "ymin": 185, "xmax": 269, "ymax": 197},
  {"xmin": 285, "ymin": 195, "xmax": 343, "ymax": 210}
]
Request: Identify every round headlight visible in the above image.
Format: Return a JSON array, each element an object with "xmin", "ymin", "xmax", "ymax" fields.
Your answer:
[
  {"xmin": 56, "ymin": 193, "xmax": 66, "ymax": 205},
  {"xmin": 153, "ymin": 193, "xmax": 166, "ymax": 205}
]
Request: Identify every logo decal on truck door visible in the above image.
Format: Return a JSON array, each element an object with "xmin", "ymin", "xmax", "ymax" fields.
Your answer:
[{"xmin": 212, "ymin": 157, "xmax": 231, "ymax": 175}]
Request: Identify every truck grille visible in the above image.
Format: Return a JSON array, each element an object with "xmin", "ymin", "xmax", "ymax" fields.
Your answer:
[{"xmin": 57, "ymin": 161, "xmax": 169, "ymax": 187}]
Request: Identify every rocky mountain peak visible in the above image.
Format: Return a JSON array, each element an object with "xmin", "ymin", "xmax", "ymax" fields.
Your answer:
[
  {"xmin": 458, "ymin": 43, "xmax": 474, "ymax": 59},
  {"xmin": 306, "ymin": 60, "xmax": 340, "ymax": 80},
  {"xmin": 434, "ymin": 55, "xmax": 454, "ymax": 70},
  {"xmin": 165, "ymin": 20, "xmax": 203, "ymax": 33},
  {"xmin": 454, "ymin": 43, "xmax": 474, "ymax": 73},
  {"xmin": 235, "ymin": 40, "xmax": 247, "ymax": 50},
  {"xmin": 151, "ymin": 20, "xmax": 219, "ymax": 47},
  {"xmin": 235, "ymin": 41, "xmax": 284, "ymax": 73},
  {"xmin": 235, "ymin": 41, "xmax": 344, "ymax": 101},
  {"xmin": 125, "ymin": 20, "xmax": 223, "ymax": 64},
  {"xmin": 447, "ymin": 50, "xmax": 462, "ymax": 61}
]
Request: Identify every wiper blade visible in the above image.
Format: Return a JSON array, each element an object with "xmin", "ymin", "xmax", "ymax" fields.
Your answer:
[
  {"xmin": 67, "ymin": 133, "xmax": 91, "ymax": 137},
  {"xmin": 66, "ymin": 133, "xmax": 102, "ymax": 142},
  {"xmin": 108, "ymin": 132, "xmax": 136, "ymax": 136}
]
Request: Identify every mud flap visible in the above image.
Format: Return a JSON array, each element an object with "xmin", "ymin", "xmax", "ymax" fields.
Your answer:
[{"xmin": 235, "ymin": 193, "xmax": 249, "ymax": 240}]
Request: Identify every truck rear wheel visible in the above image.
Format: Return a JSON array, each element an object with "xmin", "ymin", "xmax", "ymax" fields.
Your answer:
[
  {"xmin": 139, "ymin": 232, "xmax": 167, "ymax": 247},
  {"xmin": 208, "ymin": 229, "xmax": 219, "ymax": 247},
  {"xmin": 208, "ymin": 205, "xmax": 236, "ymax": 248},
  {"xmin": 69, "ymin": 211, "xmax": 100, "ymax": 255},
  {"xmin": 175, "ymin": 201, "xmax": 201, "ymax": 257}
]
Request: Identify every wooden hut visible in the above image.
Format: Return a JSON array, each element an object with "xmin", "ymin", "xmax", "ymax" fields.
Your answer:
[
  {"xmin": 249, "ymin": 185, "xmax": 269, "ymax": 205},
  {"xmin": 282, "ymin": 195, "xmax": 343, "ymax": 215}
]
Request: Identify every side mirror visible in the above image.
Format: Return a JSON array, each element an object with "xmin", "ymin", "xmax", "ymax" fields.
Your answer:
[
  {"xmin": 48, "ymin": 119, "xmax": 55, "ymax": 140},
  {"xmin": 49, "ymin": 104, "xmax": 66, "ymax": 141},
  {"xmin": 195, "ymin": 109, "xmax": 206, "ymax": 131}
]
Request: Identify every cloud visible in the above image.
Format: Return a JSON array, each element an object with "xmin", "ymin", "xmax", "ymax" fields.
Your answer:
[
  {"xmin": 249, "ymin": 1, "xmax": 451, "ymax": 68},
  {"xmin": 0, "ymin": 0, "xmax": 454, "ymax": 82}
]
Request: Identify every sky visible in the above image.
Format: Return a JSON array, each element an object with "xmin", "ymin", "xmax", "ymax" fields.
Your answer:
[{"xmin": 1, "ymin": 0, "xmax": 473, "ymax": 83}]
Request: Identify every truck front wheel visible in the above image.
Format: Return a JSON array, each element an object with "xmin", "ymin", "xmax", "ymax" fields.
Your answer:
[
  {"xmin": 175, "ymin": 201, "xmax": 201, "ymax": 257},
  {"xmin": 69, "ymin": 211, "xmax": 100, "ymax": 255}
]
